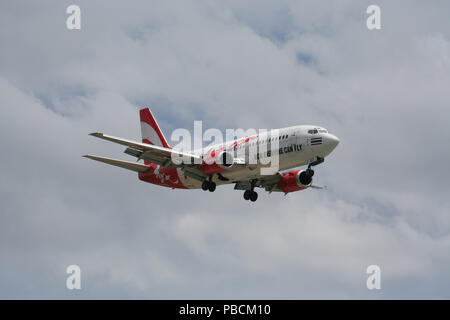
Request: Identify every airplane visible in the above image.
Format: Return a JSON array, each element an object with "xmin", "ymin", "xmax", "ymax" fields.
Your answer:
[{"xmin": 84, "ymin": 108, "xmax": 339, "ymax": 202}]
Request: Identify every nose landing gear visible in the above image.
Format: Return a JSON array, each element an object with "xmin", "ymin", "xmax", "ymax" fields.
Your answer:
[{"xmin": 301, "ymin": 157, "xmax": 320, "ymax": 184}]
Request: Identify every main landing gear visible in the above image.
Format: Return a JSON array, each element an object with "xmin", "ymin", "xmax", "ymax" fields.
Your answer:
[
  {"xmin": 243, "ymin": 180, "xmax": 258, "ymax": 202},
  {"xmin": 243, "ymin": 190, "xmax": 258, "ymax": 202},
  {"xmin": 201, "ymin": 176, "xmax": 216, "ymax": 192}
]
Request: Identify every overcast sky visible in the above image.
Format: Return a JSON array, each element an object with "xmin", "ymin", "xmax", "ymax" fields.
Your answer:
[{"xmin": 1, "ymin": 0, "xmax": 450, "ymax": 299}]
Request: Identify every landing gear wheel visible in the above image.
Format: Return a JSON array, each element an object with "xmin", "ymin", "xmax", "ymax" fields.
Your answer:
[
  {"xmin": 249, "ymin": 191, "xmax": 258, "ymax": 202},
  {"xmin": 208, "ymin": 182, "xmax": 216, "ymax": 192},
  {"xmin": 244, "ymin": 190, "xmax": 251, "ymax": 200},
  {"xmin": 201, "ymin": 180, "xmax": 209, "ymax": 191}
]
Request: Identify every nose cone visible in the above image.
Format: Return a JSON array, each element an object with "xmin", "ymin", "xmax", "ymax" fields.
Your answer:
[
  {"xmin": 322, "ymin": 133, "xmax": 340, "ymax": 155},
  {"xmin": 328, "ymin": 134, "xmax": 340, "ymax": 148}
]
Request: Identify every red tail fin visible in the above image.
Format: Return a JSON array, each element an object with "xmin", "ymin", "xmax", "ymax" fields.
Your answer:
[{"xmin": 140, "ymin": 108, "xmax": 170, "ymax": 149}]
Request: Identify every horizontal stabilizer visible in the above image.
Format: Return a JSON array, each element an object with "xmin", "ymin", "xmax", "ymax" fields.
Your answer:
[
  {"xmin": 88, "ymin": 132, "xmax": 201, "ymax": 166},
  {"xmin": 83, "ymin": 155, "xmax": 150, "ymax": 173},
  {"xmin": 89, "ymin": 132, "xmax": 153, "ymax": 150}
]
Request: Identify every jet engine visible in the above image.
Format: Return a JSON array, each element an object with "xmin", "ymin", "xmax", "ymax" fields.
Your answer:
[
  {"xmin": 200, "ymin": 151, "xmax": 234, "ymax": 174},
  {"xmin": 278, "ymin": 169, "xmax": 313, "ymax": 193}
]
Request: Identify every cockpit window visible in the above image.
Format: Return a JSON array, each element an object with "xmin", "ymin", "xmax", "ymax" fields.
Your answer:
[
  {"xmin": 318, "ymin": 129, "xmax": 328, "ymax": 133},
  {"xmin": 308, "ymin": 129, "xmax": 319, "ymax": 134}
]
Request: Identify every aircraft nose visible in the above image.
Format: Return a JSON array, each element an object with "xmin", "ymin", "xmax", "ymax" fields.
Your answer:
[
  {"xmin": 328, "ymin": 134, "xmax": 340, "ymax": 148},
  {"xmin": 324, "ymin": 133, "xmax": 339, "ymax": 152}
]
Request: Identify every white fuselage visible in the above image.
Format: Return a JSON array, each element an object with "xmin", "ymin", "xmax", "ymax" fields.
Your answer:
[{"xmin": 179, "ymin": 125, "xmax": 340, "ymax": 188}]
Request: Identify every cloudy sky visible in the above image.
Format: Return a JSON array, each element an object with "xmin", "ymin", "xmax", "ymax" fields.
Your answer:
[{"xmin": 1, "ymin": 0, "xmax": 450, "ymax": 299}]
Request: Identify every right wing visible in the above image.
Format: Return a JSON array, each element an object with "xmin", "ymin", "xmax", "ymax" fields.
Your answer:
[
  {"xmin": 234, "ymin": 172, "xmax": 284, "ymax": 193},
  {"xmin": 234, "ymin": 172, "xmax": 328, "ymax": 193},
  {"xmin": 87, "ymin": 133, "xmax": 247, "ymax": 182}
]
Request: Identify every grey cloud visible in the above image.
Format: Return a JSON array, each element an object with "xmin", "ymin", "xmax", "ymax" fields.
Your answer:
[{"xmin": 1, "ymin": 0, "xmax": 450, "ymax": 299}]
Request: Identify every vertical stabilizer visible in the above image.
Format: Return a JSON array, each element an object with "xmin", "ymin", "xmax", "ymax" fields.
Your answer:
[{"xmin": 140, "ymin": 108, "xmax": 170, "ymax": 149}]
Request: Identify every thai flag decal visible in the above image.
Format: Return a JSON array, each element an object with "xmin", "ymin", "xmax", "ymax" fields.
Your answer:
[{"xmin": 310, "ymin": 137, "xmax": 322, "ymax": 145}]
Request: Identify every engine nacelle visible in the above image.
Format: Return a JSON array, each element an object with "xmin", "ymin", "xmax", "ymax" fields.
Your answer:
[
  {"xmin": 278, "ymin": 169, "xmax": 312, "ymax": 193},
  {"xmin": 216, "ymin": 151, "xmax": 234, "ymax": 169},
  {"xmin": 200, "ymin": 151, "xmax": 234, "ymax": 174}
]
